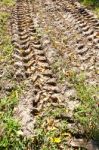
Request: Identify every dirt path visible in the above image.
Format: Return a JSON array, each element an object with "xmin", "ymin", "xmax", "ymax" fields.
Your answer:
[{"xmin": 10, "ymin": 0, "xmax": 99, "ymax": 149}]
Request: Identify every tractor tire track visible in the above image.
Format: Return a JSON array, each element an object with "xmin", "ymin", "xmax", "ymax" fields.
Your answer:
[
  {"xmin": 33, "ymin": 0, "xmax": 99, "ymax": 86},
  {"xmin": 11, "ymin": 0, "xmax": 69, "ymax": 139}
]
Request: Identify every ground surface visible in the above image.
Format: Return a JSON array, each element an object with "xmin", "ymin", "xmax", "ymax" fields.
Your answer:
[{"xmin": 0, "ymin": 0, "xmax": 99, "ymax": 150}]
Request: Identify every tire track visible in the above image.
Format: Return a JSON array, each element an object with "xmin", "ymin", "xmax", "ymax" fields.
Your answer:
[
  {"xmin": 33, "ymin": 0, "xmax": 99, "ymax": 86},
  {"xmin": 33, "ymin": 1, "xmax": 99, "ymax": 148},
  {"xmin": 11, "ymin": 0, "xmax": 69, "ymax": 139}
]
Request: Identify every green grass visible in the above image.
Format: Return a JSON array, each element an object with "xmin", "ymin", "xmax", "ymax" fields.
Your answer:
[
  {"xmin": 71, "ymin": 74, "xmax": 99, "ymax": 140},
  {"xmin": 51, "ymin": 57, "xmax": 99, "ymax": 141},
  {"xmin": 33, "ymin": 105, "xmax": 69, "ymax": 150},
  {"xmin": 80, "ymin": 0, "xmax": 99, "ymax": 7},
  {"xmin": 52, "ymin": 57, "xmax": 99, "ymax": 141},
  {"xmin": 0, "ymin": 11, "xmax": 13, "ymax": 61},
  {"xmin": 0, "ymin": 90, "xmax": 28, "ymax": 150},
  {"xmin": 94, "ymin": 7, "xmax": 99, "ymax": 17},
  {"xmin": 80, "ymin": 0, "xmax": 99, "ymax": 17},
  {"xmin": 0, "ymin": 0, "xmax": 15, "ymax": 6}
]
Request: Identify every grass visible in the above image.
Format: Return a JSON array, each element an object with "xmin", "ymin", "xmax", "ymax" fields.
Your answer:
[
  {"xmin": 52, "ymin": 58, "xmax": 67, "ymax": 83},
  {"xmin": 0, "ymin": 0, "xmax": 15, "ymax": 6},
  {"xmin": 0, "ymin": 11, "xmax": 13, "ymax": 61},
  {"xmin": 80, "ymin": 0, "xmax": 99, "ymax": 7},
  {"xmin": 93, "ymin": 7, "xmax": 99, "ymax": 17},
  {"xmin": 0, "ymin": 89, "xmax": 28, "ymax": 150},
  {"xmin": 33, "ymin": 105, "xmax": 70, "ymax": 150},
  {"xmin": 52, "ymin": 58, "xmax": 99, "ymax": 141},
  {"xmin": 52, "ymin": 53, "xmax": 99, "ymax": 140},
  {"xmin": 70, "ymin": 73, "xmax": 99, "ymax": 140},
  {"xmin": 0, "ymin": 88, "xmax": 33, "ymax": 150},
  {"xmin": 80, "ymin": 0, "xmax": 99, "ymax": 17}
]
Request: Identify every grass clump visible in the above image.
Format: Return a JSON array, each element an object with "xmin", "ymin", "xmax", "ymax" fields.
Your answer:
[{"xmin": 71, "ymin": 74, "xmax": 99, "ymax": 140}]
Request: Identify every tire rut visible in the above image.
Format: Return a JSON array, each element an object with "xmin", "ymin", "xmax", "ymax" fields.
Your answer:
[
  {"xmin": 33, "ymin": 0, "xmax": 99, "ymax": 86},
  {"xmin": 11, "ymin": 0, "xmax": 68, "ymax": 139}
]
